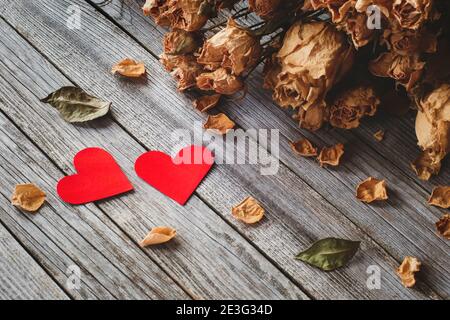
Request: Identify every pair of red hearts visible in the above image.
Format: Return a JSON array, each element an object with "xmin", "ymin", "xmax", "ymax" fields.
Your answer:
[{"xmin": 57, "ymin": 146, "xmax": 214, "ymax": 206}]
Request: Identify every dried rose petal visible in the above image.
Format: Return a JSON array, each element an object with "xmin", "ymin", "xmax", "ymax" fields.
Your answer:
[
  {"xmin": 374, "ymin": 130, "xmax": 385, "ymax": 142},
  {"xmin": 163, "ymin": 29, "xmax": 200, "ymax": 55},
  {"xmin": 112, "ymin": 58, "xmax": 146, "ymax": 78},
  {"xmin": 232, "ymin": 196, "xmax": 265, "ymax": 224},
  {"xmin": 11, "ymin": 183, "xmax": 46, "ymax": 212},
  {"xmin": 289, "ymin": 139, "xmax": 318, "ymax": 157},
  {"xmin": 196, "ymin": 68, "xmax": 244, "ymax": 95},
  {"xmin": 160, "ymin": 54, "xmax": 203, "ymax": 91},
  {"xmin": 318, "ymin": 143, "xmax": 345, "ymax": 167},
  {"xmin": 428, "ymin": 186, "xmax": 450, "ymax": 209},
  {"xmin": 356, "ymin": 177, "xmax": 388, "ymax": 203},
  {"xmin": 435, "ymin": 214, "xmax": 450, "ymax": 240},
  {"xmin": 396, "ymin": 256, "xmax": 421, "ymax": 288},
  {"xmin": 411, "ymin": 150, "xmax": 442, "ymax": 181},
  {"xmin": 203, "ymin": 113, "xmax": 235, "ymax": 135},
  {"xmin": 140, "ymin": 226, "xmax": 176, "ymax": 247},
  {"xmin": 249, "ymin": 0, "xmax": 282, "ymax": 19},
  {"xmin": 193, "ymin": 94, "xmax": 221, "ymax": 113}
]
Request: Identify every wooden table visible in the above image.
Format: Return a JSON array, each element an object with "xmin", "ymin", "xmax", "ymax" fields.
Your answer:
[{"xmin": 0, "ymin": 0, "xmax": 448, "ymax": 300}]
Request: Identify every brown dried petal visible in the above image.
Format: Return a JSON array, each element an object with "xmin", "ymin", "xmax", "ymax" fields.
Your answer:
[
  {"xmin": 318, "ymin": 143, "xmax": 345, "ymax": 167},
  {"xmin": 392, "ymin": 0, "xmax": 433, "ymax": 30},
  {"xmin": 11, "ymin": 183, "xmax": 46, "ymax": 212},
  {"xmin": 140, "ymin": 226, "xmax": 177, "ymax": 247},
  {"xmin": 290, "ymin": 139, "xmax": 318, "ymax": 157},
  {"xmin": 396, "ymin": 256, "xmax": 421, "ymax": 288},
  {"xmin": 193, "ymin": 94, "xmax": 221, "ymax": 112},
  {"xmin": 203, "ymin": 113, "xmax": 235, "ymax": 134},
  {"xmin": 112, "ymin": 58, "xmax": 146, "ymax": 78},
  {"xmin": 428, "ymin": 186, "xmax": 450, "ymax": 209},
  {"xmin": 355, "ymin": 0, "xmax": 393, "ymax": 17},
  {"xmin": 411, "ymin": 150, "xmax": 442, "ymax": 181},
  {"xmin": 248, "ymin": 0, "xmax": 282, "ymax": 19},
  {"xmin": 435, "ymin": 214, "xmax": 450, "ymax": 240},
  {"xmin": 374, "ymin": 130, "xmax": 385, "ymax": 142},
  {"xmin": 232, "ymin": 196, "xmax": 265, "ymax": 224},
  {"xmin": 196, "ymin": 68, "xmax": 244, "ymax": 95},
  {"xmin": 163, "ymin": 29, "xmax": 199, "ymax": 55},
  {"xmin": 160, "ymin": 54, "xmax": 203, "ymax": 91},
  {"xmin": 356, "ymin": 177, "xmax": 388, "ymax": 203}
]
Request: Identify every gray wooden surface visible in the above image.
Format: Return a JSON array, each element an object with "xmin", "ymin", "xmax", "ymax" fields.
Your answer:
[{"xmin": 0, "ymin": 0, "xmax": 448, "ymax": 300}]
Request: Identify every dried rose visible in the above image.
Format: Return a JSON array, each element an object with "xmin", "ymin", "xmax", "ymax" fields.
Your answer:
[
  {"xmin": 309, "ymin": 0, "xmax": 356, "ymax": 23},
  {"xmin": 160, "ymin": 54, "xmax": 203, "ymax": 91},
  {"xmin": 339, "ymin": 12, "xmax": 376, "ymax": 48},
  {"xmin": 140, "ymin": 226, "xmax": 176, "ymax": 247},
  {"xmin": 396, "ymin": 256, "xmax": 421, "ymax": 288},
  {"xmin": 249, "ymin": 0, "xmax": 282, "ymax": 19},
  {"xmin": 414, "ymin": 84, "xmax": 450, "ymax": 179},
  {"xmin": 193, "ymin": 94, "xmax": 221, "ymax": 112},
  {"xmin": 290, "ymin": 138, "xmax": 318, "ymax": 157},
  {"xmin": 374, "ymin": 130, "xmax": 385, "ymax": 141},
  {"xmin": 143, "ymin": 0, "xmax": 211, "ymax": 31},
  {"xmin": 232, "ymin": 196, "xmax": 265, "ymax": 224},
  {"xmin": 329, "ymin": 86, "xmax": 380, "ymax": 129},
  {"xmin": 435, "ymin": 214, "xmax": 450, "ymax": 240},
  {"xmin": 356, "ymin": 177, "xmax": 388, "ymax": 203},
  {"xmin": 163, "ymin": 29, "xmax": 200, "ymax": 55},
  {"xmin": 197, "ymin": 19, "xmax": 262, "ymax": 76},
  {"xmin": 265, "ymin": 22, "xmax": 354, "ymax": 123},
  {"xmin": 11, "ymin": 183, "xmax": 46, "ymax": 213},
  {"xmin": 355, "ymin": 0, "xmax": 393, "ymax": 18},
  {"xmin": 196, "ymin": 68, "xmax": 244, "ymax": 95},
  {"xmin": 112, "ymin": 58, "xmax": 146, "ymax": 78},
  {"xmin": 203, "ymin": 113, "xmax": 235, "ymax": 134},
  {"xmin": 381, "ymin": 26, "xmax": 437, "ymax": 56},
  {"xmin": 318, "ymin": 143, "xmax": 345, "ymax": 167},
  {"xmin": 428, "ymin": 186, "xmax": 450, "ymax": 209},
  {"xmin": 296, "ymin": 104, "xmax": 328, "ymax": 131},
  {"xmin": 392, "ymin": 0, "xmax": 433, "ymax": 30}
]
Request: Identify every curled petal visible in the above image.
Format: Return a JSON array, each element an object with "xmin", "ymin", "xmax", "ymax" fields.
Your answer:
[
  {"xmin": 356, "ymin": 177, "xmax": 388, "ymax": 203},
  {"xmin": 396, "ymin": 256, "xmax": 421, "ymax": 288},
  {"xmin": 232, "ymin": 196, "xmax": 265, "ymax": 224},
  {"xmin": 11, "ymin": 183, "xmax": 46, "ymax": 213},
  {"xmin": 140, "ymin": 226, "xmax": 177, "ymax": 247}
]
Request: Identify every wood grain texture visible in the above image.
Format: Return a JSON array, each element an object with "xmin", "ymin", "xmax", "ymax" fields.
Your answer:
[
  {"xmin": 0, "ymin": 220, "xmax": 69, "ymax": 300},
  {"xmin": 1, "ymin": 0, "xmax": 443, "ymax": 299},
  {"xmin": 86, "ymin": 0, "xmax": 450, "ymax": 297},
  {"xmin": 0, "ymin": 16, "xmax": 307, "ymax": 300}
]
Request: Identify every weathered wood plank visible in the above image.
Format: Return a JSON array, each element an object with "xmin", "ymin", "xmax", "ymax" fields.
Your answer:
[
  {"xmin": 1, "ymin": 0, "xmax": 441, "ymax": 299},
  {"xmin": 85, "ymin": 0, "xmax": 450, "ymax": 297},
  {"xmin": 0, "ymin": 219, "xmax": 69, "ymax": 300},
  {"xmin": 0, "ymin": 16, "xmax": 307, "ymax": 299}
]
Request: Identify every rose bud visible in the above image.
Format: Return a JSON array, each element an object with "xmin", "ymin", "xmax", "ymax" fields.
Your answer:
[
  {"xmin": 413, "ymin": 84, "xmax": 450, "ymax": 180},
  {"xmin": 143, "ymin": 0, "xmax": 212, "ymax": 31},
  {"xmin": 329, "ymin": 86, "xmax": 380, "ymax": 129},
  {"xmin": 248, "ymin": 0, "xmax": 282, "ymax": 19},
  {"xmin": 160, "ymin": 53, "xmax": 204, "ymax": 91},
  {"xmin": 264, "ymin": 21, "xmax": 354, "ymax": 128},
  {"xmin": 196, "ymin": 68, "xmax": 244, "ymax": 95},
  {"xmin": 163, "ymin": 29, "xmax": 200, "ymax": 55},
  {"xmin": 197, "ymin": 19, "xmax": 262, "ymax": 76},
  {"xmin": 392, "ymin": 0, "xmax": 433, "ymax": 30}
]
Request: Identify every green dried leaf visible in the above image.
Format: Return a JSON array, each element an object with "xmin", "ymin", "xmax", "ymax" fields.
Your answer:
[
  {"xmin": 41, "ymin": 86, "xmax": 111, "ymax": 123},
  {"xmin": 295, "ymin": 238, "xmax": 360, "ymax": 271}
]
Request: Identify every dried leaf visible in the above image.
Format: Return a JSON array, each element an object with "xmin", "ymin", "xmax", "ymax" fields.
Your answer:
[
  {"xmin": 11, "ymin": 184, "xmax": 46, "ymax": 213},
  {"xmin": 193, "ymin": 94, "xmax": 221, "ymax": 113},
  {"xmin": 203, "ymin": 113, "xmax": 235, "ymax": 135},
  {"xmin": 295, "ymin": 238, "xmax": 360, "ymax": 271},
  {"xmin": 373, "ymin": 130, "xmax": 385, "ymax": 142},
  {"xmin": 428, "ymin": 186, "xmax": 450, "ymax": 209},
  {"xmin": 356, "ymin": 177, "xmax": 388, "ymax": 203},
  {"xmin": 232, "ymin": 196, "xmax": 265, "ymax": 224},
  {"xmin": 435, "ymin": 214, "xmax": 450, "ymax": 240},
  {"xmin": 289, "ymin": 139, "xmax": 318, "ymax": 157},
  {"xmin": 41, "ymin": 86, "xmax": 111, "ymax": 123},
  {"xmin": 140, "ymin": 226, "xmax": 176, "ymax": 247},
  {"xmin": 112, "ymin": 58, "xmax": 146, "ymax": 78},
  {"xmin": 396, "ymin": 256, "xmax": 421, "ymax": 288},
  {"xmin": 317, "ymin": 143, "xmax": 345, "ymax": 167}
]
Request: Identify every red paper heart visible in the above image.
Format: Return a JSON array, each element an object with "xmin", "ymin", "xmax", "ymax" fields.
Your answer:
[
  {"xmin": 135, "ymin": 145, "xmax": 214, "ymax": 205},
  {"xmin": 57, "ymin": 148, "xmax": 133, "ymax": 204}
]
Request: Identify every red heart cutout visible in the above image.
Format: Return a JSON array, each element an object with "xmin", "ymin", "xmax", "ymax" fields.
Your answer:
[
  {"xmin": 57, "ymin": 148, "xmax": 133, "ymax": 204},
  {"xmin": 135, "ymin": 145, "xmax": 214, "ymax": 205}
]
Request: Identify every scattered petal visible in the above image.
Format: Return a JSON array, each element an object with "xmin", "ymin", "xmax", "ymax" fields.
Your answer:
[
  {"xmin": 317, "ymin": 143, "xmax": 345, "ymax": 167},
  {"xmin": 397, "ymin": 256, "xmax": 421, "ymax": 288},
  {"xmin": 373, "ymin": 130, "xmax": 385, "ymax": 142},
  {"xmin": 140, "ymin": 226, "xmax": 176, "ymax": 247},
  {"xmin": 411, "ymin": 150, "xmax": 442, "ymax": 181},
  {"xmin": 203, "ymin": 113, "xmax": 235, "ymax": 135},
  {"xmin": 356, "ymin": 177, "xmax": 388, "ymax": 203},
  {"xmin": 193, "ymin": 94, "xmax": 221, "ymax": 113},
  {"xmin": 435, "ymin": 214, "xmax": 450, "ymax": 240},
  {"xmin": 112, "ymin": 58, "xmax": 146, "ymax": 78},
  {"xmin": 289, "ymin": 139, "xmax": 318, "ymax": 157},
  {"xmin": 428, "ymin": 186, "xmax": 450, "ymax": 209},
  {"xmin": 232, "ymin": 196, "xmax": 265, "ymax": 224},
  {"xmin": 11, "ymin": 184, "xmax": 46, "ymax": 213}
]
